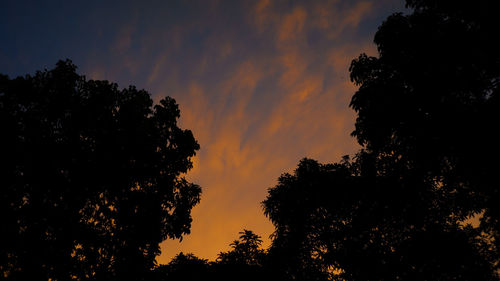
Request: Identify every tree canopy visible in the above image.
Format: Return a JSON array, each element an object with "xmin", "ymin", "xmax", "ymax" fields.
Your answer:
[
  {"xmin": 216, "ymin": 229, "xmax": 265, "ymax": 266},
  {"xmin": 0, "ymin": 60, "xmax": 201, "ymax": 280},
  {"xmin": 349, "ymin": 0, "xmax": 500, "ymax": 269},
  {"xmin": 263, "ymin": 157, "xmax": 496, "ymax": 280},
  {"xmin": 263, "ymin": 0, "xmax": 500, "ymax": 280}
]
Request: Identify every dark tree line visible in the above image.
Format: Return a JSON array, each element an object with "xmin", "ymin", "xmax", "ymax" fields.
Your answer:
[
  {"xmin": 2, "ymin": 0, "xmax": 500, "ymax": 280},
  {"xmin": 152, "ymin": 230, "xmax": 274, "ymax": 281}
]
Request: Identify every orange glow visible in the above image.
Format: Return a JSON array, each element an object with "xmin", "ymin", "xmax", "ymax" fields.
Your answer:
[{"xmin": 75, "ymin": 0, "xmax": 404, "ymax": 263}]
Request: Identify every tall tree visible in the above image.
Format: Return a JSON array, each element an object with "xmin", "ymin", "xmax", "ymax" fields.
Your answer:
[
  {"xmin": 264, "ymin": 0, "xmax": 500, "ymax": 280},
  {"xmin": 0, "ymin": 60, "xmax": 201, "ymax": 280},
  {"xmin": 349, "ymin": 0, "xmax": 500, "ymax": 267}
]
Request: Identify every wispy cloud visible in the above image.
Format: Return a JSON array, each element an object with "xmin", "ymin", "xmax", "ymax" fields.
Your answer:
[
  {"xmin": 153, "ymin": 0, "xmax": 399, "ymax": 262},
  {"xmin": 0, "ymin": 0, "xmax": 404, "ymax": 263}
]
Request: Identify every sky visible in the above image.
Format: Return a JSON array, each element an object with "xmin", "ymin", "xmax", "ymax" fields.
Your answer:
[{"xmin": 0, "ymin": 0, "xmax": 406, "ymax": 263}]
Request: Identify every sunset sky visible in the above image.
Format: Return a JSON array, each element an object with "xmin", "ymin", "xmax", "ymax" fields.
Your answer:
[{"xmin": 0, "ymin": 0, "xmax": 406, "ymax": 263}]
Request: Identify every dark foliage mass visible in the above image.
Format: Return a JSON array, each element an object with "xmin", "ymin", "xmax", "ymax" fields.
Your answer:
[
  {"xmin": 0, "ymin": 60, "xmax": 201, "ymax": 280},
  {"xmin": 264, "ymin": 157, "xmax": 497, "ymax": 280},
  {"xmin": 152, "ymin": 230, "xmax": 274, "ymax": 281},
  {"xmin": 263, "ymin": 0, "xmax": 500, "ymax": 280}
]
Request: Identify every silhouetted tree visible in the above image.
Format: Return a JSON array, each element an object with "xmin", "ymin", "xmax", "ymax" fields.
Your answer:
[
  {"xmin": 263, "ymin": 0, "xmax": 500, "ymax": 279},
  {"xmin": 349, "ymin": 0, "xmax": 500, "ymax": 270},
  {"xmin": 153, "ymin": 230, "xmax": 272, "ymax": 281},
  {"xmin": 217, "ymin": 229, "xmax": 265, "ymax": 266},
  {"xmin": 0, "ymin": 60, "xmax": 201, "ymax": 280},
  {"xmin": 263, "ymin": 157, "xmax": 496, "ymax": 281},
  {"xmin": 212, "ymin": 230, "xmax": 271, "ymax": 281},
  {"xmin": 263, "ymin": 159, "xmax": 339, "ymax": 281}
]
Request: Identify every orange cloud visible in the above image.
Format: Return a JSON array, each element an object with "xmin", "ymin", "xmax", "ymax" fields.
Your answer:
[
  {"xmin": 277, "ymin": 7, "xmax": 307, "ymax": 45},
  {"xmin": 278, "ymin": 51, "xmax": 308, "ymax": 89}
]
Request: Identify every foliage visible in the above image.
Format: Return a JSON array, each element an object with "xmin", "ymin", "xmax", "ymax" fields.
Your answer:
[
  {"xmin": 154, "ymin": 230, "xmax": 271, "ymax": 281},
  {"xmin": 264, "ymin": 0, "xmax": 500, "ymax": 280},
  {"xmin": 212, "ymin": 229, "xmax": 271, "ymax": 281},
  {"xmin": 263, "ymin": 157, "xmax": 496, "ymax": 281},
  {"xmin": 153, "ymin": 253, "xmax": 209, "ymax": 281},
  {"xmin": 349, "ymin": 0, "xmax": 500, "ymax": 268},
  {"xmin": 217, "ymin": 229, "xmax": 265, "ymax": 266},
  {"xmin": 0, "ymin": 60, "xmax": 201, "ymax": 280}
]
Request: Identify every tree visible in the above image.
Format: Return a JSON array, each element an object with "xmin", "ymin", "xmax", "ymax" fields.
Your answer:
[
  {"xmin": 213, "ymin": 230, "xmax": 273, "ymax": 281},
  {"xmin": 263, "ymin": 158, "xmax": 351, "ymax": 281},
  {"xmin": 263, "ymin": 157, "xmax": 496, "ymax": 281},
  {"xmin": 263, "ymin": 0, "xmax": 500, "ymax": 279},
  {"xmin": 154, "ymin": 230, "xmax": 270, "ymax": 281},
  {"xmin": 216, "ymin": 229, "xmax": 265, "ymax": 266},
  {"xmin": 0, "ymin": 60, "xmax": 201, "ymax": 280},
  {"xmin": 349, "ymin": 0, "xmax": 500, "ymax": 269}
]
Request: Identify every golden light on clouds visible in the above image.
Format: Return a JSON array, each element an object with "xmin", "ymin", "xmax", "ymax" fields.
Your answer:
[{"xmin": 152, "ymin": 0, "xmax": 390, "ymax": 262}]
